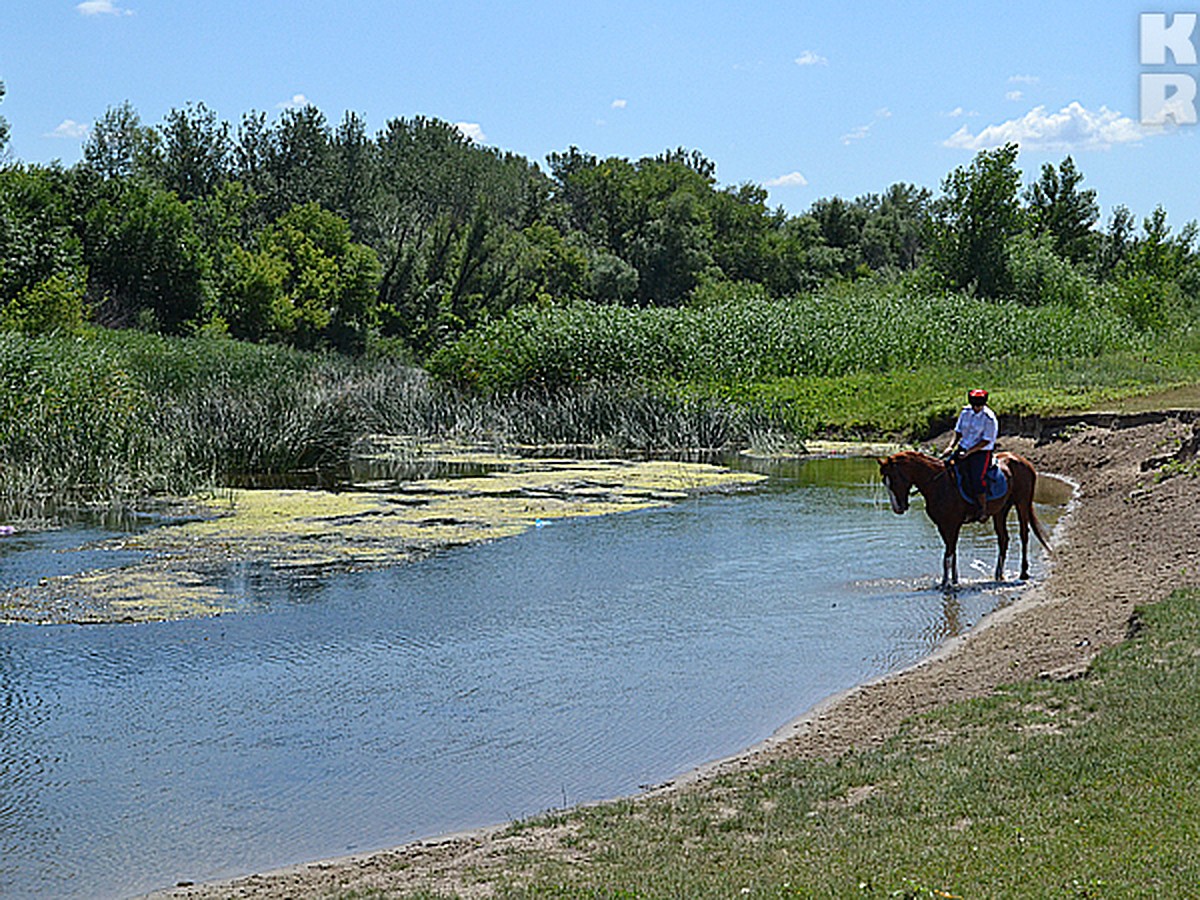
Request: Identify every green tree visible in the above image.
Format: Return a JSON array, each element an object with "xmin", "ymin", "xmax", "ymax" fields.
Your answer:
[
  {"xmin": 82, "ymin": 101, "xmax": 162, "ymax": 181},
  {"xmin": 0, "ymin": 165, "xmax": 88, "ymax": 333},
  {"xmin": 82, "ymin": 178, "xmax": 209, "ymax": 331},
  {"xmin": 155, "ymin": 102, "xmax": 232, "ymax": 202},
  {"xmin": 809, "ymin": 195, "xmax": 866, "ymax": 277},
  {"xmin": 371, "ymin": 116, "xmax": 481, "ymax": 335},
  {"xmin": 371, "ymin": 116, "xmax": 545, "ymax": 351},
  {"xmin": 928, "ymin": 143, "xmax": 1024, "ymax": 297},
  {"xmin": 232, "ymin": 109, "xmax": 276, "ymax": 225},
  {"xmin": 1123, "ymin": 206, "xmax": 1196, "ymax": 282},
  {"xmin": 859, "ymin": 183, "xmax": 932, "ymax": 272},
  {"xmin": 622, "ymin": 157, "xmax": 716, "ymax": 305},
  {"xmin": 0, "ymin": 80, "xmax": 10, "ymax": 159},
  {"xmin": 707, "ymin": 183, "xmax": 788, "ymax": 286},
  {"xmin": 329, "ymin": 111, "xmax": 377, "ymax": 241},
  {"xmin": 1024, "ymin": 156, "xmax": 1098, "ymax": 265},
  {"xmin": 1111, "ymin": 208, "xmax": 1199, "ymax": 331},
  {"xmin": 1096, "ymin": 205, "xmax": 1136, "ymax": 280},
  {"xmin": 266, "ymin": 105, "xmax": 333, "ymax": 217},
  {"xmin": 211, "ymin": 243, "xmax": 287, "ymax": 341},
  {"xmin": 256, "ymin": 203, "xmax": 380, "ymax": 351},
  {"xmin": 548, "ymin": 150, "xmax": 718, "ymax": 306}
]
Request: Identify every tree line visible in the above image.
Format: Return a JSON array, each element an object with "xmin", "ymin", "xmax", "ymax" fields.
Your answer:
[{"xmin": 1, "ymin": 92, "xmax": 1197, "ymax": 356}]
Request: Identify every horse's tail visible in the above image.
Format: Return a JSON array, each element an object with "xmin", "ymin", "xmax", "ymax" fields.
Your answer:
[
  {"xmin": 1028, "ymin": 470, "xmax": 1053, "ymax": 552},
  {"xmin": 1029, "ymin": 501, "xmax": 1052, "ymax": 552}
]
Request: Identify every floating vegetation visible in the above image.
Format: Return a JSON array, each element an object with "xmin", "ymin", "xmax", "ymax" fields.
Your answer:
[{"xmin": 6, "ymin": 445, "xmax": 767, "ymax": 624}]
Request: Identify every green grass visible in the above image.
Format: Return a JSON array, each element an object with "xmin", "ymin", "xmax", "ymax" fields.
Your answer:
[
  {"xmin": 706, "ymin": 343, "xmax": 1200, "ymax": 438},
  {"xmin": 473, "ymin": 590, "xmax": 1200, "ymax": 899}
]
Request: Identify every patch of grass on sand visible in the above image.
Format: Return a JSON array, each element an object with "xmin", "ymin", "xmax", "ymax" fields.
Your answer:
[{"xmin": 487, "ymin": 589, "xmax": 1200, "ymax": 898}]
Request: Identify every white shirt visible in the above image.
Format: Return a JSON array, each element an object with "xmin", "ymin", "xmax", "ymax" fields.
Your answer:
[{"xmin": 954, "ymin": 405, "xmax": 998, "ymax": 451}]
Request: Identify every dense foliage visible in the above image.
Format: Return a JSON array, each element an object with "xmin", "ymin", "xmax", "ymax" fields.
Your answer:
[{"xmin": 0, "ymin": 95, "xmax": 1197, "ymax": 363}]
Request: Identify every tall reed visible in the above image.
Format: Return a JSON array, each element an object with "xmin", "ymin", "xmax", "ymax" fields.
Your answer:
[
  {"xmin": 429, "ymin": 286, "xmax": 1141, "ymax": 391},
  {"xmin": 0, "ymin": 330, "xmax": 782, "ymax": 516}
]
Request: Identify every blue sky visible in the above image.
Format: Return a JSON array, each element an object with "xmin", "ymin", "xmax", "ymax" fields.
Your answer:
[{"xmin": 2, "ymin": 1, "xmax": 1198, "ymax": 228}]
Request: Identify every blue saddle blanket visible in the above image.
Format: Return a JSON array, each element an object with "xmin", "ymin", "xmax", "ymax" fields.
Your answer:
[{"xmin": 954, "ymin": 461, "xmax": 1008, "ymax": 504}]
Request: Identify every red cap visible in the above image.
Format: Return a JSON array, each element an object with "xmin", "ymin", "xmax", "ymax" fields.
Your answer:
[{"xmin": 968, "ymin": 389, "xmax": 988, "ymax": 403}]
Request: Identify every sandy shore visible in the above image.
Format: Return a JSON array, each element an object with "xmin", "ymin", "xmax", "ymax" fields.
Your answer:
[{"xmin": 151, "ymin": 413, "xmax": 1200, "ymax": 899}]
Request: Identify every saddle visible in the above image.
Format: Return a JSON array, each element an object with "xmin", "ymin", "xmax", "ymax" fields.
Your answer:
[{"xmin": 950, "ymin": 458, "xmax": 1008, "ymax": 505}]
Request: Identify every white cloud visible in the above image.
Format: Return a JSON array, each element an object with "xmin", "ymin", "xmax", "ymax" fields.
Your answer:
[
  {"xmin": 765, "ymin": 171, "xmax": 808, "ymax": 188},
  {"xmin": 841, "ymin": 124, "xmax": 871, "ymax": 144},
  {"xmin": 794, "ymin": 50, "xmax": 828, "ymax": 67},
  {"xmin": 47, "ymin": 119, "xmax": 89, "ymax": 139},
  {"xmin": 276, "ymin": 93, "xmax": 311, "ymax": 110},
  {"xmin": 1005, "ymin": 90, "xmax": 1024, "ymax": 101},
  {"xmin": 455, "ymin": 122, "xmax": 486, "ymax": 143},
  {"xmin": 943, "ymin": 102, "xmax": 1152, "ymax": 152},
  {"xmin": 944, "ymin": 106, "xmax": 979, "ymax": 118},
  {"xmin": 1008, "ymin": 74, "xmax": 1040, "ymax": 85},
  {"xmin": 611, "ymin": 98, "xmax": 627, "ymax": 109},
  {"xmin": 76, "ymin": 1, "xmax": 132, "ymax": 15},
  {"xmin": 840, "ymin": 107, "xmax": 892, "ymax": 145}
]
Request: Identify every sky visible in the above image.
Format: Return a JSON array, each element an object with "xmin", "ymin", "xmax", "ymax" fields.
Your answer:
[{"xmin": 2, "ymin": 1, "xmax": 1198, "ymax": 228}]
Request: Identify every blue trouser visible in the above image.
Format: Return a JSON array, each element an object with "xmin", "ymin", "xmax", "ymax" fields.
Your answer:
[{"xmin": 961, "ymin": 449, "xmax": 992, "ymax": 502}]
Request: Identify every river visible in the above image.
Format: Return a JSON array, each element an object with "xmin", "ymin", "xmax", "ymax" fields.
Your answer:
[{"xmin": 0, "ymin": 457, "xmax": 1059, "ymax": 899}]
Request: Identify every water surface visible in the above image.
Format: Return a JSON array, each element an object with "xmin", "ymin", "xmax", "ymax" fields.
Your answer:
[{"xmin": 0, "ymin": 457, "xmax": 1057, "ymax": 899}]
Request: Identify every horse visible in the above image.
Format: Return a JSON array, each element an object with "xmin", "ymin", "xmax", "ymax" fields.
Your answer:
[{"xmin": 877, "ymin": 450, "xmax": 1051, "ymax": 590}]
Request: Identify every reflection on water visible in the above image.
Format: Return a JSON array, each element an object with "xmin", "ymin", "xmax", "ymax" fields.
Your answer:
[{"xmin": 0, "ymin": 457, "xmax": 1060, "ymax": 899}]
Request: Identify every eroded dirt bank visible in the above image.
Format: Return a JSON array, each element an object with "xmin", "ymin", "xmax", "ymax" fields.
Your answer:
[{"xmin": 152, "ymin": 416, "xmax": 1200, "ymax": 899}]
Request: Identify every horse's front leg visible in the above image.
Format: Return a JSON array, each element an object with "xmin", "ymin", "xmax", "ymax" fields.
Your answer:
[
  {"xmin": 938, "ymin": 523, "xmax": 961, "ymax": 590},
  {"xmin": 943, "ymin": 548, "xmax": 957, "ymax": 590}
]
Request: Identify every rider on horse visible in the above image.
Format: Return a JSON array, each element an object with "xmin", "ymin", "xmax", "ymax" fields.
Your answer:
[{"xmin": 944, "ymin": 388, "xmax": 998, "ymax": 522}]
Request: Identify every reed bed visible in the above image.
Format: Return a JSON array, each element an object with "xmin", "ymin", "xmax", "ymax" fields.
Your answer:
[
  {"xmin": 0, "ymin": 331, "xmax": 783, "ymax": 516},
  {"xmin": 430, "ymin": 287, "xmax": 1138, "ymax": 391}
]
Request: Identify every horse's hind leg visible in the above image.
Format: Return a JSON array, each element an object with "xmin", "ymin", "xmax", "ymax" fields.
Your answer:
[
  {"xmin": 992, "ymin": 507, "xmax": 1011, "ymax": 581},
  {"xmin": 1015, "ymin": 501, "xmax": 1032, "ymax": 580}
]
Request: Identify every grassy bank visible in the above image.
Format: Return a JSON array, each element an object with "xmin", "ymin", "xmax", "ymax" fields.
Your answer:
[
  {"xmin": 707, "ymin": 343, "xmax": 1200, "ymax": 437},
  {"xmin": 468, "ymin": 590, "xmax": 1200, "ymax": 898}
]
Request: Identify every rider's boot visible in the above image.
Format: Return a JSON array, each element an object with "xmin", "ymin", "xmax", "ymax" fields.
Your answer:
[{"xmin": 974, "ymin": 494, "xmax": 989, "ymax": 522}]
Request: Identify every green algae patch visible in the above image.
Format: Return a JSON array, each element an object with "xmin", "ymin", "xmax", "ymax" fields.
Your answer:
[
  {"xmin": 6, "ymin": 451, "xmax": 766, "ymax": 624},
  {"xmin": 81, "ymin": 564, "xmax": 232, "ymax": 621}
]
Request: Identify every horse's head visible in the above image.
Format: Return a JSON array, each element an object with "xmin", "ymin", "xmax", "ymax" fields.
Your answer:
[{"xmin": 877, "ymin": 454, "xmax": 913, "ymax": 515}]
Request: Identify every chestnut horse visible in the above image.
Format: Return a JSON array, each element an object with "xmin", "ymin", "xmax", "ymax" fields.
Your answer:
[{"xmin": 877, "ymin": 450, "xmax": 1051, "ymax": 589}]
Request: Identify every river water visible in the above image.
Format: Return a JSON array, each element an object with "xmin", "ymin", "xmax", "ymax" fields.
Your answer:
[{"xmin": 0, "ymin": 457, "xmax": 1059, "ymax": 899}]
